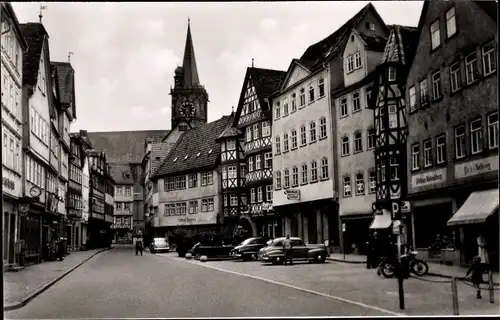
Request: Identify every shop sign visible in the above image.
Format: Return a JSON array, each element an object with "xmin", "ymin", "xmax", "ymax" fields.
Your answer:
[
  {"xmin": 454, "ymin": 155, "xmax": 499, "ymax": 179},
  {"xmin": 284, "ymin": 189, "xmax": 300, "ymax": 201},
  {"xmin": 111, "ymin": 223, "xmax": 131, "ymax": 229},
  {"xmin": 262, "ymin": 202, "xmax": 273, "ymax": 211},
  {"xmin": 411, "ymin": 168, "xmax": 446, "ymax": 188},
  {"xmin": 163, "ymin": 211, "xmax": 217, "ymax": 227},
  {"xmin": 400, "ymin": 201, "xmax": 411, "ymax": 214},
  {"xmin": 3, "ymin": 177, "xmax": 15, "ymax": 190}
]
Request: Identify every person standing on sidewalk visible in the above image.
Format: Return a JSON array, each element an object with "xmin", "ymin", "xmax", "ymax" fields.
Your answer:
[
  {"xmin": 466, "ymin": 256, "xmax": 484, "ymax": 299},
  {"xmin": 135, "ymin": 234, "xmax": 144, "ymax": 256},
  {"xmin": 477, "ymin": 233, "xmax": 489, "ymax": 268},
  {"xmin": 283, "ymin": 235, "xmax": 293, "ymax": 266},
  {"xmin": 58, "ymin": 237, "xmax": 65, "ymax": 261}
]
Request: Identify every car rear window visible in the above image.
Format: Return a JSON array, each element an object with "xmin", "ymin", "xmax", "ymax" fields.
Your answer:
[
  {"xmin": 291, "ymin": 240, "xmax": 305, "ymax": 247},
  {"xmin": 154, "ymin": 238, "xmax": 167, "ymax": 244},
  {"xmin": 273, "ymin": 240, "xmax": 283, "ymax": 247}
]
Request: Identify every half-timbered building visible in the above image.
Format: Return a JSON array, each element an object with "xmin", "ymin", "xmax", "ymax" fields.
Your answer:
[{"xmin": 233, "ymin": 67, "xmax": 286, "ymax": 239}]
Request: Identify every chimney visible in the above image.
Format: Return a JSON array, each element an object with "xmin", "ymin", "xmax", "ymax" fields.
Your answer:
[{"xmin": 79, "ymin": 130, "xmax": 87, "ymax": 137}]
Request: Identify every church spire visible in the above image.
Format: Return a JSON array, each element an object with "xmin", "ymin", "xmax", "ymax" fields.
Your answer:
[{"xmin": 181, "ymin": 18, "xmax": 200, "ymax": 88}]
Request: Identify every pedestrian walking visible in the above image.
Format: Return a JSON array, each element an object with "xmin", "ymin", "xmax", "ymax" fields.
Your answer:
[
  {"xmin": 134, "ymin": 234, "xmax": 144, "ymax": 256},
  {"xmin": 477, "ymin": 233, "xmax": 489, "ymax": 267},
  {"xmin": 58, "ymin": 237, "xmax": 65, "ymax": 261},
  {"xmin": 466, "ymin": 256, "xmax": 484, "ymax": 299},
  {"xmin": 283, "ymin": 234, "xmax": 293, "ymax": 266}
]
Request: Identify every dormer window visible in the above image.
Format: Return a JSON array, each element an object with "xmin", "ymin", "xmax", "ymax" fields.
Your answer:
[
  {"xmin": 354, "ymin": 52, "xmax": 362, "ymax": 69},
  {"xmin": 346, "ymin": 55, "xmax": 354, "ymax": 73},
  {"xmin": 366, "ymin": 22, "xmax": 375, "ymax": 31},
  {"xmin": 184, "ymin": 155, "xmax": 189, "ymax": 160},
  {"xmin": 196, "ymin": 152, "xmax": 201, "ymax": 157},
  {"xmin": 173, "ymin": 157, "xmax": 178, "ymax": 163},
  {"xmin": 208, "ymin": 149, "xmax": 213, "ymax": 155},
  {"xmin": 388, "ymin": 67, "xmax": 396, "ymax": 81}
]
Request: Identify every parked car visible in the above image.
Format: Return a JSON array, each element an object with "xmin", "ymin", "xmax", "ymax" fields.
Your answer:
[
  {"xmin": 149, "ymin": 238, "xmax": 170, "ymax": 254},
  {"xmin": 258, "ymin": 237, "xmax": 329, "ymax": 264},
  {"xmin": 230, "ymin": 237, "xmax": 268, "ymax": 261}
]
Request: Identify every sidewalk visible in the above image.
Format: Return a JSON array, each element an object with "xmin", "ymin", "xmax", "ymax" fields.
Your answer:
[
  {"xmin": 328, "ymin": 253, "xmax": 499, "ymax": 284},
  {"xmin": 3, "ymin": 247, "xmax": 111, "ymax": 311}
]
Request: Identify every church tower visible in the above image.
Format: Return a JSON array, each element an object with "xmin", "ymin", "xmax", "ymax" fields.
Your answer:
[{"xmin": 170, "ymin": 19, "xmax": 209, "ymax": 130}]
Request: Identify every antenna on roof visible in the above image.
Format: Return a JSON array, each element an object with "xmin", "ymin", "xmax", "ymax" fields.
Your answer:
[
  {"xmin": 251, "ymin": 58, "xmax": 254, "ymax": 68},
  {"xmin": 231, "ymin": 106, "xmax": 234, "ymax": 113},
  {"xmin": 39, "ymin": 5, "xmax": 48, "ymax": 23},
  {"xmin": 68, "ymin": 52, "xmax": 74, "ymax": 63}
]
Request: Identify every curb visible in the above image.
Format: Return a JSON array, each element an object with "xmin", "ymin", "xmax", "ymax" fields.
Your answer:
[
  {"xmin": 327, "ymin": 257, "xmax": 367, "ymax": 264},
  {"xmin": 4, "ymin": 247, "xmax": 112, "ymax": 312},
  {"xmin": 426, "ymin": 272, "xmax": 500, "ymax": 285}
]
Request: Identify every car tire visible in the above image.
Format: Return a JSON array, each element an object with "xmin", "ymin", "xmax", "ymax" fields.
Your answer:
[{"xmin": 242, "ymin": 255, "xmax": 250, "ymax": 262}]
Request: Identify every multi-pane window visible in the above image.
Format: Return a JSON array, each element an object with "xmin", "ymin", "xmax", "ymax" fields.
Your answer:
[
  {"xmin": 284, "ymin": 169, "xmax": 290, "ymax": 188},
  {"xmin": 292, "ymin": 167, "xmax": 298, "ymax": 186},
  {"xmin": 341, "ymin": 136, "xmax": 349, "ymax": 156},
  {"xmin": 367, "ymin": 128, "xmax": 376, "ymax": 149},
  {"xmin": 228, "ymin": 166, "xmax": 237, "ymax": 179},
  {"xmin": 445, "ymin": 7, "xmax": 456, "ymax": 38},
  {"xmin": 318, "ymin": 78, "xmax": 325, "ymax": 97},
  {"xmin": 188, "ymin": 174, "xmax": 198, "ymax": 188},
  {"xmin": 320, "ymin": 158, "xmax": 328, "ymax": 180},
  {"xmin": 420, "ymin": 79, "xmax": 429, "ymax": 106},
  {"xmin": 189, "ymin": 201, "xmax": 198, "ymax": 214},
  {"xmin": 465, "ymin": 52, "xmax": 478, "ymax": 85},
  {"xmin": 354, "ymin": 51, "xmax": 362, "ymax": 69},
  {"xmin": 354, "ymin": 132, "xmax": 362, "ymax": 153},
  {"xmin": 262, "ymin": 121, "xmax": 271, "ymax": 137},
  {"xmin": 201, "ymin": 172, "xmax": 213, "ymax": 186},
  {"xmin": 230, "ymin": 194, "xmax": 239, "ymax": 206},
  {"xmin": 275, "ymin": 102, "xmax": 281, "ymax": 119},
  {"xmin": 482, "ymin": 41, "xmax": 496, "ymax": 76},
  {"xmin": 309, "ymin": 122, "xmax": 317, "ymax": 143},
  {"xmin": 412, "ymin": 143, "xmax": 420, "ymax": 170},
  {"xmin": 390, "ymin": 156, "xmax": 399, "ymax": 181},
  {"xmin": 265, "ymin": 185, "xmax": 273, "ymax": 202},
  {"xmin": 275, "ymin": 136, "xmax": 281, "ymax": 154},
  {"xmin": 201, "ymin": 198, "xmax": 214, "ymax": 212},
  {"xmin": 343, "ymin": 175, "xmax": 352, "ymax": 197},
  {"xmin": 388, "ymin": 67, "xmax": 396, "ymax": 81},
  {"xmin": 283, "ymin": 133, "xmax": 289, "ymax": 152},
  {"xmin": 250, "ymin": 188, "xmax": 256, "ymax": 203},
  {"xmin": 423, "ymin": 140, "xmax": 433, "ymax": 167},
  {"xmin": 275, "ymin": 171, "xmax": 281, "ymax": 189},
  {"xmin": 311, "ymin": 161, "xmax": 318, "ymax": 182},
  {"xmin": 283, "ymin": 98, "xmax": 289, "ymax": 116},
  {"xmin": 300, "ymin": 125, "xmax": 307, "ymax": 146},
  {"xmin": 450, "ymin": 62, "xmax": 461, "ymax": 92},
  {"xmin": 264, "ymin": 152, "xmax": 272, "ymax": 168},
  {"xmin": 299, "ymin": 88, "xmax": 305, "ymax": 107},
  {"xmin": 257, "ymin": 186, "xmax": 263, "ymax": 202},
  {"xmin": 301, "ymin": 163, "xmax": 308, "ymax": 184},
  {"xmin": 253, "ymin": 124, "xmax": 259, "ymax": 140},
  {"xmin": 432, "ymin": 71, "xmax": 441, "ymax": 100},
  {"xmin": 227, "ymin": 140, "xmax": 236, "ymax": 150},
  {"xmin": 436, "ymin": 135, "xmax": 447, "ymax": 164},
  {"xmin": 366, "ymin": 89, "xmax": 372, "ymax": 109},
  {"xmin": 125, "ymin": 187, "xmax": 131, "ymax": 196},
  {"xmin": 346, "ymin": 55, "xmax": 354, "ymax": 73},
  {"xmin": 248, "ymin": 156, "xmax": 254, "ymax": 171},
  {"xmin": 470, "ymin": 118, "xmax": 483, "ymax": 154},
  {"xmin": 309, "ymin": 85, "xmax": 315, "ymax": 103},
  {"xmin": 291, "ymin": 129, "xmax": 297, "ymax": 149},
  {"xmin": 256, "ymin": 154, "xmax": 262, "ymax": 170},
  {"xmin": 291, "ymin": 93, "xmax": 297, "ymax": 112},
  {"xmin": 430, "ymin": 20, "xmax": 440, "ymax": 50},
  {"xmin": 369, "ymin": 170, "xmax": 376, "ymax": 193},
  {"xmin": 340, "ymin": 98, "xmax": 348, "ymax": 117},
  {"xmin": 319, "ymin": 117, "xmax": 327, "ymax": 139},
  {"xmin": 356, "ymin": 173, "xmax": 365, "ymax": 195},
  {"xmin": 352, "ymin": 92, "xmax": 360, "ymax": 112},
  {"xmin": 455, "ymin": 125, "xmax": 466, "ymax": 159},
  {"xmin": 488, "ymin": 112, "xmax": 498, "ymax": 149},
  {"xmin": 246, "ymin": 127, "xmax": 252, "ymax": 142}
]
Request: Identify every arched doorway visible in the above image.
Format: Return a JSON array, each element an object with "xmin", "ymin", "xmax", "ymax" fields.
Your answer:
[{"xmin": 238, "ymin": 216, "xmax": 256, "ymax": 238}]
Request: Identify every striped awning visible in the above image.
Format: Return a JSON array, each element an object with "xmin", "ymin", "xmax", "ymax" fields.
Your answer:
[{"xmin": 447, "ymin": 189, "xmax": 499, "ymax": 226}]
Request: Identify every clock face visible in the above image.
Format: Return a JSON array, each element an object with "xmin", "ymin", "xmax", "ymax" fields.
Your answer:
[{"xmin": 180, "ymin": 102, "xmax": 195, "ymax": 120}]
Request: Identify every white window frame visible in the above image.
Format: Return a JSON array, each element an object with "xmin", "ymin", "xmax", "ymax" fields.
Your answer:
[
  {"xmin": 264, "ymin": 152, "xmax": 272, "ymax": 169},
  {"xmin": 482, "ymin": 41, "xmax": 496, "ymax": 76},
  {"xmin": 346, "ymin": 55, "xmax": 354, "ymax": 73},
  {"xmin": 354, "ymin": 51, "xmax": 362, "ymax": 69},
  {"xmin": 445, "ymin": 6, "xmax": 456, "ymax": 38},
  {"xmin": 301, "ymin": 164, "xmax": 308, "ymax": 184},
  {"xmin": 291, "ymin": 166, "xmax": 298, "ymax": 187},
  {"xmin": 390, "ymin": 156, "xmax": 399, "ymax": 181},
  {"xmin": 308, "ymin": 85, "xmax": 315, "ymax": 103},
  {"xmin": 309, "ymin": 122, "xmax": 317, "ymax": 143},
  {"xmin": 320, "ymin": 157, "xmax": 328, "ymax": 180},
  {"xmin": 465, "ymin": 52, "xmax": 478, "ymax": 85},
  {"xmin": 300, "ymin": 125, "xmax": 307, "ymax": 146},
  {"xmin": 291, "ymin": 129, "xmax": 297, "ymax": 149},
  {"xmin": 250, "ymin": 188, "xmax": 256, "ymax": 203},
  {"xmin": 354, "ymin": 132, "xmax": 362, "ymax": 153},
  {"xmin": 257, "ymin": 187, "xmax": 263, "ymax": 202},
  {"xmin": 420, "ymin": 79, "xmax": 429, "ymax": 106},
  {"xmin": 248, "ymin": 156, "xmax": 254, "ymax": 172},
  {"xmin": 299, "ymin": 88, "xmax": 305, "ymax": 107},
  {"xmin": 367, "ymin": 129, "xmax": 376, "ymax": 150},
  {"xmin": 470, "ymin": 118, "xmax": 483, "ymax": 154},
  {"xmin": 411, "ymin": 143, "xmax": 420, "ymax": 171},
  {"xmin": 262, "ymin": 121, "xmax": 271, "ymax": 137},
  {"xmin": 430, "ymin": 20, "xmax": 440, "ymax": 50},
  {"xmin": 455, "ymin": 125, "xmax": 466, "ymax": 159},
  {"xmin": 283, "ymin": 169, "xmax": 290, "ymax": 188},
  {"xmin": 228, "ymin": 166, "xmax": 237, "ymax": 179},
  {"xmin": 318, "ymin": 78, "xmax": 325, "ymax": 98},
  {"xmin": 256, "ymin": 154, "xmax": 262, "ymax": 170},
  {"xmin": 253, "ymin": 124, "xmax": 259, "ymax": 140},
  {"xmin": 343, "ymin": 175, "xmax": 352, "ymax": 197},
  {"xmin": 356, "ymin": 173, "xmax": 365, "ymax": 195},
  {"xmin": 275, "ymin": 102, "xmax": 281, "ymax": 119},
  {"xmin": 352, "ymin": 91, "xmax": 361, "ymax": 112},
  {"xmin": 432, "ymin": 71, "xmax": 441, "ymax": 100},
  {"xmin": 340, "ymin": 98, "xmax": 348, "ymax": 117},
  {"xmin": 341, "ymin": 136, "xmax": 350, "ymax": 156},
  {"xmin": 369, "ymin": 170, "xmax": 376, "ymax": 194},
  {"xmin": 291, "ymin": 93, "xmax": 297, "ymax": 112},
  {"xmin": 319, "ymin": 117, "xmax": 327, "ymax": 139},
  {"xmin": 310, "ymin": 161, "xmax": 318, "ymax": 182},
  {"xmin": 423, "ymin": 140, "xmax": 433, "ymax": 168},
  {"xmin": 283, "ymin": 98, "xmax": 289, "ymax": 116},
  {"xmin": 265, "ymin": 185, "xmax": 273, "ymax": 202},
  {"xmin": 450, "ymin": 62, "xmax": 461, "ymax": 93},
  {"xmin": 388, "ymin": 67, "xmax": 396, "ymax": 81},
  {"xmin": 275, "ymin": 136, "xmax": 281, "ymax": 154},
  {"xmin": 436, "ymin": 135, "xmax": 446, "ymax": 164},
  {"xmin": 488, "ymin": 112, "xmax": 498, "ymax": 149},
  {"xmin": 283, "ymin": 133, "xmax": 289, "ymax": 152},
  {"xmin": 275, "ymin": 171, "xmax": 281, "ymax": 190}
]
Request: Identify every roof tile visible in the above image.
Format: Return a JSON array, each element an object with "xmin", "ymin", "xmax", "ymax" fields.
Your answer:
[
  {"xmin": 153, "ymin": 115, "xmax": 232, "ymax": 178},
  {"xmin": 19, "ymin": 23, "xmax": 48, "ymax": 87}
]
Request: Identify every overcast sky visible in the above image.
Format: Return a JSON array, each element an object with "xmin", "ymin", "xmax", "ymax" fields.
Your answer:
[{"xmin": 12, "ymin": 1, "xmax": 424, "ymax": 133}]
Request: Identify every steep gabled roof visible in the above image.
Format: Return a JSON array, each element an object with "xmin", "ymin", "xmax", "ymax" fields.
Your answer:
[
  {"xmin": 51, "ymin": 61, "xmax": 76, "ymax": 120},
  {"xmin": 298, "ymin": 3, "xmax": 388, "ymax": 70},
  {"xmin": 20, "ymin": 23, "xmax": 49, "ymax": 88},
  {"xmin": 109, "ymin": 163, "xmax": 135, "ymax": 185},
  {"xmin": 381, "ymin": 25, "xmax": 419, "ymax": 67},
  {"xmin": 3, "ymin": 3, "xmax": 28, "ymax": 50},
  {"xmin": 153, "ymin": 115, "xmax": 232, "ymax": 178},
  {"xmin": 86, "ymin": 130, "xmax": 170, "ymax": 164},
  {"xmin": 216, "ymin": 112, "xmax": 241, "ymax": 140},
  {"xmin": 234, "ymin": 67, "xmax": 286, "ymax": 125},
  {"xmin": 358, "ymin": 32, "xmax": 388, "ymax": 52}
]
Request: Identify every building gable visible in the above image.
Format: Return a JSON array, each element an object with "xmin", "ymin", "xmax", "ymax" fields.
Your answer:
[{"xmin": 280, "ymin": 60, "xmax": 311, "ymax": 91}]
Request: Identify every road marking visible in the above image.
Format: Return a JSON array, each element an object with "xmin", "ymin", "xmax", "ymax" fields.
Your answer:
[{"xmin": 177, "ymin": 258, "xmax": 404, "ymax": 316}]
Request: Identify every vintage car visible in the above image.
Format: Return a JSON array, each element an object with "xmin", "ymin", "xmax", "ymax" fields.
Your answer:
[
  {"xmin": 230, "ymin": 237, "xmax": 268, "ymax": 261},
  {"xmin": 258, "ymin": 237, "xmax": 329, "ymax": 264},
  {"xmin": 149, "ymin": 238, "xmax": 170, "ymax": 254}
]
